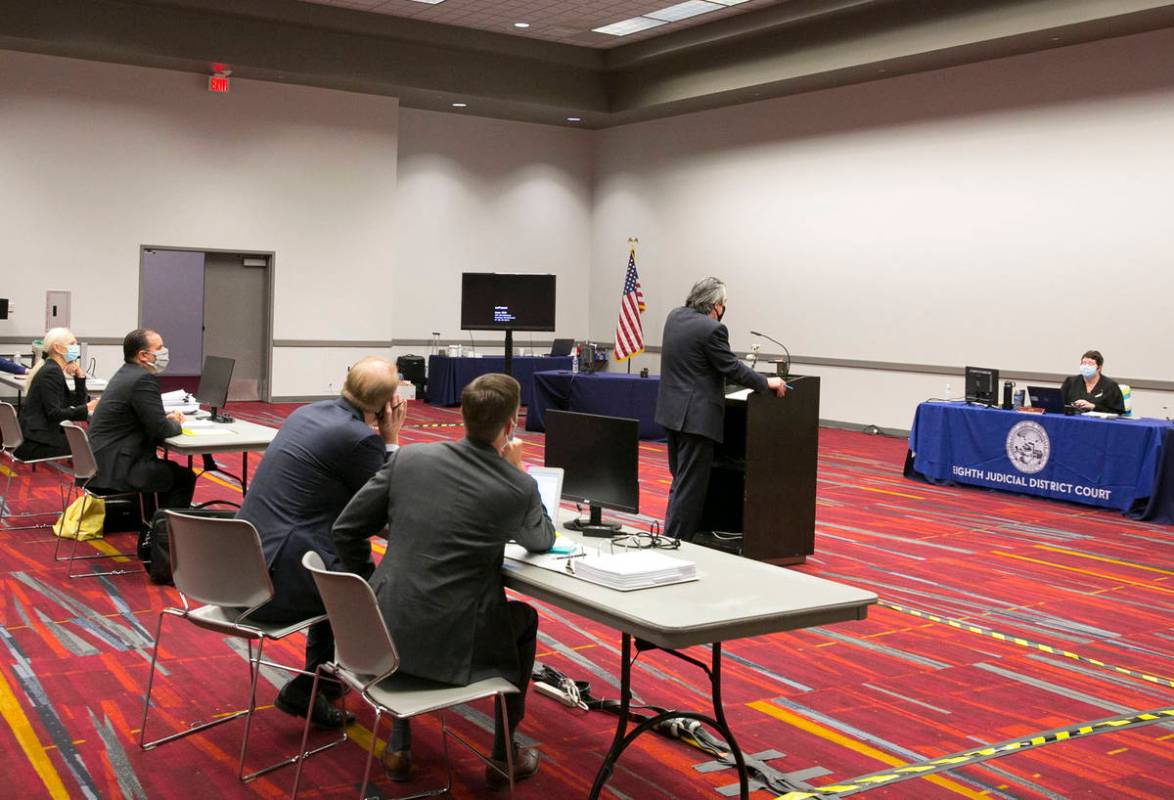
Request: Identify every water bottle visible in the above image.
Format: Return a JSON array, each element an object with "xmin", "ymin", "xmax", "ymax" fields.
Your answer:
[
  {"xmin": 571, "ymin": 345, "xmax": 579, "ymax": 374},
  {"xmin": 944, "ymin": 382, "xmax": 952, "ymax": 401}
]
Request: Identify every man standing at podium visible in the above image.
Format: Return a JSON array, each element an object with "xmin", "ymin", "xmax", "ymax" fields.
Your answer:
[{"xmin": 656, "ymin": 277, "xmax": 787, "ymax": 542}]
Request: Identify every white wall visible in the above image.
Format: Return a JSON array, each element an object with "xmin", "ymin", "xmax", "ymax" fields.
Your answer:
[
  {"xmin": 393, "ymin": 109, "xmax": 594, "ymax": 348},
  {"xmin": 0, "ymin": 50, "xmax": 399, "ymax": 398},
  {"xmin": 592, "ymin": 27, "xmax": 1174, "ymax": 429}
]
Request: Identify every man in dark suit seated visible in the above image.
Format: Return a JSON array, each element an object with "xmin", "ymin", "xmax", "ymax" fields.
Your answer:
[
  {"xmin": 655, "ymin": 277, "xmax": 787, "ymax": 542},
  {"xmin": 87, "ymin": 329, "xmax": 196, "ymax": 510},
  {"xmin": 332, "ymin": 373, "xmax": 555, "ymax": 788},
  {"xmin": 238, "ymin": 356, "xmax": 406, "ymax": 729}
]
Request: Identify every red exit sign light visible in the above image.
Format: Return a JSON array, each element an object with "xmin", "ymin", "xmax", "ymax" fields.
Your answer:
[{"xmin": 208, "ymin": 75, "xmax": 230, "ymax": 93}]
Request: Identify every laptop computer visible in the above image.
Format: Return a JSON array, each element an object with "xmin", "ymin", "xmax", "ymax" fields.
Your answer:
[
  {"xmin": 1027, "ymin": 386, "xmax": 1066, "ymax": 414},
  {"xmin": 549, "ymin": 338, "xmax": 574, "ymax": 357},
  {"xmin": 527, "ymin": 466, "xmax": 564, "ymax": 522}
]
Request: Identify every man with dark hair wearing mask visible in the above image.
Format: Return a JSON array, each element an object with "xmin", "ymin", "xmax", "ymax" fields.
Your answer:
[
  {"xmin": 655, "ymin": 277, "xmax": 788, "ymax": 542},
  {"xmin": 87, "ymin": 328, "xmax": 196, "ymax": 510},
  {"xmin": 1061, "ymin": 350, "xmax": 1125, "ymax": 414}
]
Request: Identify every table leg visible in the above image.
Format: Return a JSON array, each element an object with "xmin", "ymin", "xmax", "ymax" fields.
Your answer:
[
  {"xmin": 709, "ymin": 643, "xmax": 749, "ymax": 799},
  {"xmin": 588, "ymin": 633, "xmax": 633, "ymax": 799},
  {"xmin": 588, "ymin": 639, "xmax": 750, "ymax": 800},
  {"xmin": 241, "ymin": 452, "xmax": 248, "ymax": 494}
]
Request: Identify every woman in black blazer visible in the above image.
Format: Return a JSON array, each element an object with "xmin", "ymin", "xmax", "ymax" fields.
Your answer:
[{"xmin": 14, "ymin": 328, "xmax": 97, "ymax": 461}]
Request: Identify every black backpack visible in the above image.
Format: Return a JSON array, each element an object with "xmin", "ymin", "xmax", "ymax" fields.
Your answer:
[{"xmin": 138, "ymin": 500, "xmax": 242, "ymax": 585}]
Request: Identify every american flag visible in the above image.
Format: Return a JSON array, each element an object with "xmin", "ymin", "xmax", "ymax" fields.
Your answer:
[{"xmin": 613, "ymin": 248, "xmax": 645, "ymax": 362}]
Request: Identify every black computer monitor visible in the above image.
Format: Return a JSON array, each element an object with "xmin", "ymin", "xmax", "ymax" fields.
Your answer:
[
  {"xmin": 460, "ymin": 273, "xmax": 556, "ymax": 332},
  {"xmin": 197, "ymin": 355, "xmax": 235, "ymax": 423},
  {"xmin": 965, "ymin": 366, "xmax": 999, "ymax": 406},
  {"xmin": 549, "ymin": 338, "xmax": 574, "ymax": 357},
  {"xmin": 543, "ymin": 410, "xmax": 639, "ymax": 537}
]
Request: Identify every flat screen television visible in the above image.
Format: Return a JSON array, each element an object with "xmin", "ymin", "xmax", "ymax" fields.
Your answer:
[{"xmin": 460, "ymin": 273, "xmax": 556, "ymax": 332}]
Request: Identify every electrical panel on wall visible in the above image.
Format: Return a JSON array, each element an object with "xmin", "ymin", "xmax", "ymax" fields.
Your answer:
[{"xmin": 45, "ymin": 290, "xmax": 71, "ymax": 330}]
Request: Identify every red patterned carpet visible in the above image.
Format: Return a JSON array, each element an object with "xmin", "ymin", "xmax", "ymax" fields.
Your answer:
[{"xmin": 1, "ymin": 400, "xmax": 1171, "ymax": 799}]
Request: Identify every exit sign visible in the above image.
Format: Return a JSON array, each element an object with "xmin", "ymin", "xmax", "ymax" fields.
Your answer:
[{"xmin": 208, "ymin": 75, "xmax": 230, "ymax": 93}]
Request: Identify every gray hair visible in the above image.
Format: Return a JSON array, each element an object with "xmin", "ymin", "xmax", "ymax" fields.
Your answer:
[{"xmin": 684, "ymin": 277, "xmax": 727, "ymax": 314}]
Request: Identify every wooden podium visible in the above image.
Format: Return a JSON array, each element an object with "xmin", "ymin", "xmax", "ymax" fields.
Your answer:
[{"xmin": 698, "ymin": 374, "xmax": 820, "ymax": 564}]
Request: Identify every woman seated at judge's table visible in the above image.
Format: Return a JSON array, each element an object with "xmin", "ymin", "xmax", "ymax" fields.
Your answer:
[{"xmin": 1060, "ymin": 349, "xmax": 1125, "ymax": 415}]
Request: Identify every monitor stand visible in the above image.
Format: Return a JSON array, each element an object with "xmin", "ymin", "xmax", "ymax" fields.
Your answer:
[
  {"xmin": 210, "ymin": 406, "xmax": 234, "ymax": 423},
  {"xmin": 564, "ymin": 503, "xmax": 621, "ymax": 538}
]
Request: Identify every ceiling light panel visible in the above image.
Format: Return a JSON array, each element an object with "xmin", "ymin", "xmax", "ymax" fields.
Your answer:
[
  {"xmin": 646, "ymin": 1, "xmax": 722, "ymax": 23},
  {"xmin": 295, "ymin": 1, "xmax": 781, "ymax": 48},
  {"xmin": 593, "ymin": 17, "xmax": 669, "ymax": 37}
]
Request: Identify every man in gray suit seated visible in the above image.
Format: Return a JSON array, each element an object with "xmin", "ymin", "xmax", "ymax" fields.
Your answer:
[
  {"xmin": 239, "ymin": 356, "xmax": 406, "ymax": 729},
  {"xmin": 333, "ymin": 372, "xmax": 555, "ymax": 788}
]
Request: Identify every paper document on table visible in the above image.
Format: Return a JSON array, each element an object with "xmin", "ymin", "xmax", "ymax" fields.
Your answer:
[
  {"xmin": 161, "ymin": 390, "xmax": 188, "ymax": 402},
  {"xmin": 180, "ymin": 426, "xmax": 235, "ymax": 437},
  {"xmin": 182, "ymin": 418, "xmax": 215, "ymax": 429},
  {"xmin": 504, "ymin": 543, "xmax": 584, "ymax": 570},
  {"xmin": 504, "ymin": 544, "xmax": 697, "ymax": 591},
  {"xmin": 725, "ymin": 388, "xmax": 752, "ymax": 401},
  {"xmin": 574, "ymin": 551, "xmax": 697, "ymax": 591}
]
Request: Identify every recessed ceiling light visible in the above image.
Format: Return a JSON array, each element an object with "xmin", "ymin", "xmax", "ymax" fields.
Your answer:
[
  {"xmin": 593, "ymin": 16, "xmax": 668, "ymax": 36},
  {"xmin": 709, "ymin": 0, "xmax": 752, "ymax": 6},
  {"xmin": 451, "ymin": 102, "xmax": 467, "ymax": 108},
  {"xmin": 646, "ymin": 1, "xmax": 722, "ymax": 23},
  {"xmin": 567, "ymin": 117, "xmax": 582, "ymax": 122},
  {"xmin": 408, "ymin": 0, "xmax": 446, "ymax": 5},
  {"xmin": 514, "ymin": 22, "xmax": 530, "ymax": 29}
]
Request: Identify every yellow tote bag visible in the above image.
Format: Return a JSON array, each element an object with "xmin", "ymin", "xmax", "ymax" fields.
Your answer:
[{"xmin": 52, "ymin": 496, "xmax": 106, "ymax": 541}]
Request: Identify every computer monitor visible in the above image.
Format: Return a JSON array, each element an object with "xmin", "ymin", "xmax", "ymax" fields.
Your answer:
[
  {"xmin": 543, "ymin": 410, "xmax": 639, "ymax": 537},
  {"xmin": 965, "ymin": 366, "xmax": 999, "ymax": 406},
  {"xmin": 196, "ymin": 355, "xmax": 236, "ymax": 423},
  {"xmin": 460, "ymin": 273, "xmax": 556, "ymax": 332},
  {"xmin": 549, "ymin": 338, "xmax": 574, "ymax": 357}
]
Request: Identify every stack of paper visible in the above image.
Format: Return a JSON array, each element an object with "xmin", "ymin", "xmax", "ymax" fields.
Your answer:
[
  {"xmin": 162, "ymin": 389, "xmax": 200, "ymax": 414},
  {"xmin": 574, "ymin": 551, "xmax": 697, "ymax": 591}
]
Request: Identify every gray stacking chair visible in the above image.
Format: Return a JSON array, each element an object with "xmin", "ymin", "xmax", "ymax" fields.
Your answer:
[
  {"xmin": 291, "ymin": 551, "xmax": 519, "ymax": 800},
  {"xmin": 53, "ymin": 420, "xmax": 142, "ymax": 577},
  {"xmin": 0, "ymin": 401, "xmax": 71, "ymax": 530},
  {"xmin": 139, "ymin": 512, "xmax": 346, "ymax": 782}
]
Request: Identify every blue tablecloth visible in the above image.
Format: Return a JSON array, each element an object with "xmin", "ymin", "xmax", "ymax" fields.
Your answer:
[
  {"xmin": 526, "ymin": 370, "xmax": 665, "ymax": 440},
  {"xmin": 426, "ymin": 355, "xmax": 572, "ymax": 407},
  {"xmin": 905, "ymin": 401, "xmax": 1174, "ymax": 512}
]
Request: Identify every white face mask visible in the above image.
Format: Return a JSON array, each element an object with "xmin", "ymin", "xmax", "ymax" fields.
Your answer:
[
  {"xmin": 148, "ymin": 347, "xmax": 170, "ymax": 374},
  {"xmin": 1079, "ymin": 363, "xmax": 1097, "ymax": 379}
]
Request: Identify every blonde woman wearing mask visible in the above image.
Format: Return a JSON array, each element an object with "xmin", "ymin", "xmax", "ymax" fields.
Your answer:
[{"xmin": 15, "ymin": 328, "xmax": 98, "ymax": 460}]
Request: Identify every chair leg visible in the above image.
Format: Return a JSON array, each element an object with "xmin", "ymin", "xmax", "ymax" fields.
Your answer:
[
  {"xmin": 499, "ymin": 694, "xmax": 516, "ymax": 797},
  {"xmin": 140, "ymin": 610, "xmax": 168, "ymax": 749},
  {"xmin": 0, "ymin": 467, "xmax": 58, "ymax": 531},
  {"xmin": 236, "ymin": 639, "xmax": 264, "ymax": 779},
  {"xmin": 140, "ymin": 618, "xmax": 252, "ymax": 750},
  {"xmin": 289, "ymin": 668, "xmax": 322, "ymax": 800},
  {"xmin": 61, "ymin": 490, "xmax": 139, "ymax": 578},
  {"xmin": 358, "ymin": 707, "xmax": 383, "ymax": 800}
]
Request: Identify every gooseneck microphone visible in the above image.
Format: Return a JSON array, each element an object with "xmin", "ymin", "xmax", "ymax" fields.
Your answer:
[{"xmin": 749, "ymin": 330, "xmax": 790, "ymax": 377}]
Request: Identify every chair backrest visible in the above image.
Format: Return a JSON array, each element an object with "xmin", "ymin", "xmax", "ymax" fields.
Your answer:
[
  {"xmin": 0, "ymin": 402, "xmax": 23, "ymax": 451},
  {"xmin": 168, "ymin": 512, "xmax": 274, "ymax": 610},
  {"xmin": 60, "ymin": 421, "xmax": 98, "ymax": 480},
  {"xmin": 302, "ymin": 551, "xmax": 399, "ymax": 680}
]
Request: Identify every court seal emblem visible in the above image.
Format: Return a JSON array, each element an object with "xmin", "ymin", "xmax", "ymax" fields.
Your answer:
[{"xmin": 1005, "ymin": 420, "xmax": 1050, "ymax": 474}]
